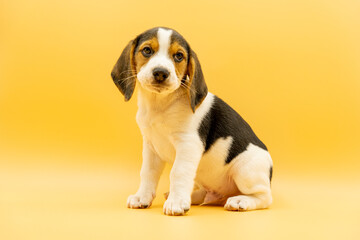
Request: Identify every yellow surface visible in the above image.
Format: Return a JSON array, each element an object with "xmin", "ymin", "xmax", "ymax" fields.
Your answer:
[{"xmin": 1, "ymin": 0, "xmax": 360, "ymax": 239}]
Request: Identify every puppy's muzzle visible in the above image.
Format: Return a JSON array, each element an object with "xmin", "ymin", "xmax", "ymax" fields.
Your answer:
[{"xmin": 153, "ymin": 67, "xmax": 169, "ymax": 83}]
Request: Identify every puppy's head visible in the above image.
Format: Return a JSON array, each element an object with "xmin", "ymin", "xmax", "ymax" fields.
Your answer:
[{"xmin": 111, "ymin": 27, "xmax": 208, "ymax": 112}]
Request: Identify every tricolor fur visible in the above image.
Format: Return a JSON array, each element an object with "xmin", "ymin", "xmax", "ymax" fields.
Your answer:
[{"xmin": 111, "ymin": 27, "xmax": 273, "ymax": 216}]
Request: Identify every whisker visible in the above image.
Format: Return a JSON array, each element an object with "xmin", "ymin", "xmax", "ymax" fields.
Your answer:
[
  {"xmin": 181, "ymin": 82, "xmax": 196, "ymax": 94},
  {"xmin": 175, "ymin": 69, "xmax": 195, "ymax": 93},
  {"xmin": 117, "ymin": 75, "xmax": 136, "ymax": 82},
  {"xmin": 118, "ymin": 70, "xmax": 137, "ymax": 77},
  {"xmin": 115, "ymin": 76, "xmax": 137, "ymax": 87}
]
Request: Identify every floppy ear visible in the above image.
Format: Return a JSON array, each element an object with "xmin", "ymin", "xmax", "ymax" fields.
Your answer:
[
  {"xmin": 186, "ymin": 49, "xmax": 208, "ymax": 112},
  {"xmin": 111, "ymin": 40, "xmax": 136, "ymax": 101}
]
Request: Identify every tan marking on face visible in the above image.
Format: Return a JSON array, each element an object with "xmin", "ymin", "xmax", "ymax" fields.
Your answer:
[
  {"xmin": 169, "ymin": 41, "xmax": 188, "ymax": 80},
  {"xmin": 134, "ymin": 38, "xmax": 159, "ymax": 72}
]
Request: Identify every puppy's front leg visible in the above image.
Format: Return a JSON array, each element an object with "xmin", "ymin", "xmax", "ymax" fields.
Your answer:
[
  {"xmin": 127, "ymin": 138, "xmax": 165, "ymax": 209},
  {"xmin": 163, "ymin": 141, "xmax": 203, "ymax": 216}
]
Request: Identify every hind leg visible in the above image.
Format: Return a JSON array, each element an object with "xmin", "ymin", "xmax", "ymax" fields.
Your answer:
[{"xmin": 224, "ymin": 144, "xmax": 273, "ymax": 211}]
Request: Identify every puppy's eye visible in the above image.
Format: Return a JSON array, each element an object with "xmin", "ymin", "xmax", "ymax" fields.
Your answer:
[
  {"xmin": 173, "ymin": 52, "xmax": 184, "ymax": 62},
  {"xmin": 142, "ymin": 47, "xmax": 153, "ymax": 57}
]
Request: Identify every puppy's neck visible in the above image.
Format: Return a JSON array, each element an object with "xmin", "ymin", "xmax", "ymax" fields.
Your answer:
[{"xmin": 137, "ymin": 85, "xmax": 188, "ymax": 113}]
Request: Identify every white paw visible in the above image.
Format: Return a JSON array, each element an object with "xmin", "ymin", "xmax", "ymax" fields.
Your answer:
[
  {"xmin": 163, "ymin": 197, "xmax": 190, "ymax": 216},
  {"xmin": 224, "ymin": 196, "xmax": 253, "ymax": 211},
  {"xmin": 127, "ymin": 194, "xmax": 153, "ymax": 209}
]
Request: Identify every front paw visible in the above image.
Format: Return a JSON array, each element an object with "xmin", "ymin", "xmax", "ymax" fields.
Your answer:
[
  {"xmin": 127, "ymin": 194, "xmax": 153, "ymax": 209},
  {"xmin": 163, "ymin": 196, "xmax": 190, "ymax": 216}
]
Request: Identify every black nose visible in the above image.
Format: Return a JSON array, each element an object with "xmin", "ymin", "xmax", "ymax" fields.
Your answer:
[{"xmin": 153, "ymin": 67, "xmax": 169, "ymax": 82}]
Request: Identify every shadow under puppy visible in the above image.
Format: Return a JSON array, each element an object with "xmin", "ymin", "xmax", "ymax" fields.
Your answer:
[{"xmin": 111, "ymin": 27, "xmax": 273, "ymax": 216}]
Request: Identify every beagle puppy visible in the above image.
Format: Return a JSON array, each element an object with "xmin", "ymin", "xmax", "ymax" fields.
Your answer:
[{"xmin": 111, "ymin": 27, "xmax": 273, "ymax": 216}]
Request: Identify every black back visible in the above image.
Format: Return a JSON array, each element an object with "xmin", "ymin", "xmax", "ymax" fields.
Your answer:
[{"xmin": 198, "ymin": 96, "xmax": 267, "ymax": 164}]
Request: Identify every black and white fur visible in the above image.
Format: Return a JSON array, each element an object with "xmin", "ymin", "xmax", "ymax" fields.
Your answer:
[{"xmin": 111, "ymin": 27, "xmax": 273, "ymax": 216}]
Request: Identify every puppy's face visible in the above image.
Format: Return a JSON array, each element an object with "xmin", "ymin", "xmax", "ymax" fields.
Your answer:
[
  {"xmin": 111, "ymin": 27, "xmax": 208, "ymax": 112},
  {"xmin": 135, "ymin": 28, "xmax": 188, "ymax": 94}
]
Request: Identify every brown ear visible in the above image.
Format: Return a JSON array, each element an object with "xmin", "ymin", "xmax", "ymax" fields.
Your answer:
[
  {"xmin": 187, "ymin": 49, "xmax": 208, "ymax": 112},
  {"xmin": 111, "ymin": 40, "xmax": 136, "ymax": 101}
]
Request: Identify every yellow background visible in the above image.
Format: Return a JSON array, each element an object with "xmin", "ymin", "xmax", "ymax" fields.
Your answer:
[{"xmin": 1, "ymin": 0, "xmax": 360, "ymax": 239}]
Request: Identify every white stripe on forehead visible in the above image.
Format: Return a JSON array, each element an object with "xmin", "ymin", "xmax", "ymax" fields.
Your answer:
[{"xmin": 157, "ymin": 28, "xmax": 172, "ymax": 55}]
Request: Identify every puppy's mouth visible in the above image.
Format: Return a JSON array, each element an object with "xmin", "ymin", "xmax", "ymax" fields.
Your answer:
[
  {"xmin": 140, "ymin": 80, "xmax": 180, "ymax": 94},
  {"xmin": 141, "ymin": 82, "xmax": 171, "ymax": 93},
  {"xmin": 149, "ymin": 85, "xmax": 168, "ymax": 93}
]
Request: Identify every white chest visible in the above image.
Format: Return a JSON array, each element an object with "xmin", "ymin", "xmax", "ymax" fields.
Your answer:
[{"xmin": 136, "ymin": 109, "xmax": 177, "ymax": 163}]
